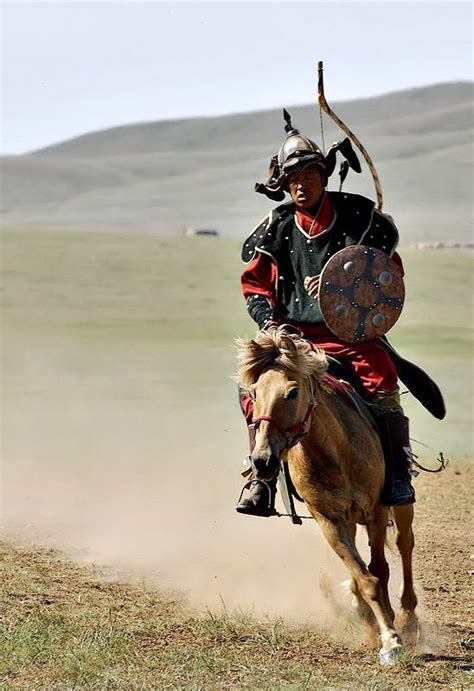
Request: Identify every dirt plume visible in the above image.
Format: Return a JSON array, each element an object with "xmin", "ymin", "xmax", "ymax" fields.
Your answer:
[{"xmin": 3, "ymin": 403, "xmax": 348, "ymax": 625}]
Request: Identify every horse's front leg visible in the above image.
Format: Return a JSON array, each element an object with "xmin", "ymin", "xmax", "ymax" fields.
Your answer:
[
  {"xmin": 347, "ymin": 522, "xmax": 378, "ymax": 646},
  {"xmin": 313, "ymin": 511, "xmax": 403, "ymax": 664}
]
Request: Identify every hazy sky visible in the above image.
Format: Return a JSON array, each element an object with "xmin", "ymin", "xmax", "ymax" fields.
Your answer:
[{"xmin": 2, "ymin": 1, "xmax": 472, "ymax": 154}]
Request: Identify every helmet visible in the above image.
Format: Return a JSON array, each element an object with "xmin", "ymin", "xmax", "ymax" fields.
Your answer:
[
  {"xmin": 255, "ymin": 110, "xmax": 326, "ymax": 201},
  {"xmin": 277, "ymin": 110, "xmax": 325, "ymax": 176},
  {"xmin": 254, "ymin": 109, "xmax": 361, "ymax": 201}
]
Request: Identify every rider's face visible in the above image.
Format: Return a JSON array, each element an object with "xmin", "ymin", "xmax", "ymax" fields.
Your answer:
[{"xmin": 287, "ymin": 168, "xmax": 324, "ymax": 210}]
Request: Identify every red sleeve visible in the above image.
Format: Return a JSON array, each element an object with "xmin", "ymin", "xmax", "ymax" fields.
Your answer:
[
  {"xmin": 241, "ymin": 252, "xmax": 278, "ymax": 306},
  {"xmin": 392, "ymin": 251, "xmax": 404, "ymax": 277}
]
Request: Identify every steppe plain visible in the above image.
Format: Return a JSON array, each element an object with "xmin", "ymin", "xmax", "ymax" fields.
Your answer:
[{"xmin": 1, "ymin": 229, "xmax": 473, "ymax": 688}]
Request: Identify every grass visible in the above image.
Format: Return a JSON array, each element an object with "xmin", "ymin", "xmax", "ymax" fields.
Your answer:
[{"xmin": 1, "ymin": 542, "xmax": 471, "ymax": 689}]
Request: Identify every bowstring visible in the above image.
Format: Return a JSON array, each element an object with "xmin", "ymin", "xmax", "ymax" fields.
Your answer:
[{"xmin": 319, "ymin": 102, "xmax": 326, "ymax": 156}]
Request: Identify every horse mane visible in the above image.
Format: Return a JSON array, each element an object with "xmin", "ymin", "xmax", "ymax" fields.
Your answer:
[{"xmin": 236, "ymin": 327, "xmax": 328, "ymax": 391}]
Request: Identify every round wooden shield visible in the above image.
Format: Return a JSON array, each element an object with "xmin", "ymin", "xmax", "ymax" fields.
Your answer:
[{"xmin": 318, "ymin": 246, "xmax": 405, "ymax": 343}]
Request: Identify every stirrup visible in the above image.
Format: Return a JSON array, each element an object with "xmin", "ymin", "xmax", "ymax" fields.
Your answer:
[{"xmin": 236, "ymin": 479, "xmax": 277, "ymax": 517}]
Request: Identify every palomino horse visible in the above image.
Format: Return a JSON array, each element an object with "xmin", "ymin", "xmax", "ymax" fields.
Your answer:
[{"xmin": 236, "ymin": 327, "xmax": 418, "ymax": 664}]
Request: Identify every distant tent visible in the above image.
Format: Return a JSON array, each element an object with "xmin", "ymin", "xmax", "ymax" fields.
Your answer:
[{"xmin": 185, "ymin": 228, "xmax": 219, "ymax": 237}]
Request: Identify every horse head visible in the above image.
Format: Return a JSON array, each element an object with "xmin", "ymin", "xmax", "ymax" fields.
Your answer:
[{"xmin": 236, "ymin": 328, "xmax": 328, "ymax": 480}]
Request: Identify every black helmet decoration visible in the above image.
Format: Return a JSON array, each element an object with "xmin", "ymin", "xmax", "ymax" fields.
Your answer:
[{"xmin": 255, "ymin": 109, "xmax": 362, "ymax": 202}]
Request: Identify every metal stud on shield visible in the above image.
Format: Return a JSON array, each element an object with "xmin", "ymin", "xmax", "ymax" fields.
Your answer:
[{"xmin": 318, "ymin": 245, "xmax": 405, "ymax": 343}]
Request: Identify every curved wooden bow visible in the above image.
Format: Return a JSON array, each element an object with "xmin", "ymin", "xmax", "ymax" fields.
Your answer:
[{"xmin": 318, "ymin": 61, "xmax": 383, "ymax": 211}]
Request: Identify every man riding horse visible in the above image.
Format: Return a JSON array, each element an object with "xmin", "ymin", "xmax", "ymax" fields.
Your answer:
[{"xmin": 236, "ymin": 106, "xmax": 445, "ymax": 518}]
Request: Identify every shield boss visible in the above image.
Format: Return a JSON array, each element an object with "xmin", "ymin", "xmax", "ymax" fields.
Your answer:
[{"xmin": 318, "ymin": 246, "xmax": 405, "ymax": 342}]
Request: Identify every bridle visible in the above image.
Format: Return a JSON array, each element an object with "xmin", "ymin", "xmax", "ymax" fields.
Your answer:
[{"xmin": 251, "ymin": 379, "xmax": 318, "ymax": 450}]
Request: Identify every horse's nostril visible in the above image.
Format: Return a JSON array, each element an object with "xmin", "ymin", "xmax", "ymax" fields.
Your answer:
[
  {"xmin": 252, "ymin": 457, "xmax": 266, "ymax": 473},
  {"xmin": 252, "ymin": 453, "xmax": 280, "ymax": 480},
  {"xmin": 269, "ymin": 453, "xmax": 280, "ymax": 474}
]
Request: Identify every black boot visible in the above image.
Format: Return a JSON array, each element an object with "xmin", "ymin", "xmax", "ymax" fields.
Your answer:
[
  {"xmin": 235, "ymin": 423, "xmax": 278, "ymax": 517},
  {"xmin": 236, "ymin": 477, "xmax": 278, "ymax": 517},
  {"xmin": 376, "ymin": 415, "xmax": 416, "ymax": 506}
]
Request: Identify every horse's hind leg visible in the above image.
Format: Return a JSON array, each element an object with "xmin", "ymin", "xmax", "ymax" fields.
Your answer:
[
  {"xmin": 367, "ymin": 507, "xmax": 395, "ymax": 624},
  {"xmin": 393, "ymin": 504, "xmax": 419, "ymax": 646},
  {"xmin": 314, "ymin": 512, "xmax": 402, "ymax": 663}
]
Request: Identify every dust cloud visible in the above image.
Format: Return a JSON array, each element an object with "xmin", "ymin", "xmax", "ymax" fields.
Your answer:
[{"xmin": 2, "ymin": 376, "xmax": 348, "ymax": 627}]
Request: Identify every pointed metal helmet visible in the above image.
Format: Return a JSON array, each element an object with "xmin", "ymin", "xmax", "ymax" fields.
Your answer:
[
  {"xmin": 277, "ymin": 109, "xmax": 325, "ymax": 175},
  {"xmin": 254, "ymin": 109, "xmax": 340, "ymax": 201}
]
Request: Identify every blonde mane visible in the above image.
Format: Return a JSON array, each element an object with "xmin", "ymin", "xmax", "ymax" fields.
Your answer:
[{"xmin": 236, "ymin": 327, "xmax": 328, "ymax": 391}]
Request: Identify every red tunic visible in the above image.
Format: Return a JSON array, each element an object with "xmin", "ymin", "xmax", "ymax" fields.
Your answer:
[{"xmin": 241, "ymin": 194, "xmax": 402, "ymax": 397}]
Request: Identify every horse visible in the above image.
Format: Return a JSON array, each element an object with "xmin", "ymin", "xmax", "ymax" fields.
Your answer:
[{"xmin": 236, "ymin": 327, "xmax": 418, "ymax": 664}]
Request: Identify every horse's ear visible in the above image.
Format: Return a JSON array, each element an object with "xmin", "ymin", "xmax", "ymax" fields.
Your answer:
[
  {"xmin": 281, "ymin": 334, "xmax": 297, "ymax": 353},
  {"xmin": 246, "ymin": 339, "xmax": 263, "ymax": 360}
]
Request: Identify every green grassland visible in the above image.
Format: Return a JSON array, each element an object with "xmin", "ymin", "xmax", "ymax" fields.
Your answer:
[
  {"xmin": 2, "ymin": 229, "xmax": 472, "ymax": 458},
  {"xmin": 1, "ymin": 541, "xmax": 470, "ymax": 690}
]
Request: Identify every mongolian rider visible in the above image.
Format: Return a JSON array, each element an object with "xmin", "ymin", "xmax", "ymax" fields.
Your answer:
[{"xmin": 236, "ymin": 109, "xmax": 420, "ymax": 517}]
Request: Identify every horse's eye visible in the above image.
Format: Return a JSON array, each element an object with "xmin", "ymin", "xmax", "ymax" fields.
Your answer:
[
  {"xmin": 286, "ymin": 388, "xmax": 299, "ymax": 400},
  {"xmin": 248, "ymin": 386, "xmax": 256, "ymax": 400}
]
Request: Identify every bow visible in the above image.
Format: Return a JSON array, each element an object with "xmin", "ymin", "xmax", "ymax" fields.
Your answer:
[{"xmin": 318, "ymin": 61, "xmax": 383, "ymax": 211}]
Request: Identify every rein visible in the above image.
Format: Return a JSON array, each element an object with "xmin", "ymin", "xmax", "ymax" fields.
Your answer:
[{"xmin": 408, "ymin": 444, "xmax": 449, "ymax": 474}]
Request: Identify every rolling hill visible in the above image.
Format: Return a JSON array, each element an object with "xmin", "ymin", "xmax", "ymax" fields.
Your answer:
[{"xmin": 1, "ymin": 82, "xmax": 473, "ymax": 242}]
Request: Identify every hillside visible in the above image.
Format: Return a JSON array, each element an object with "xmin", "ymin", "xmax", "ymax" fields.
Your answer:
[{"xmin": 1, "ymin": 82, "xmax": 473, "ymax": 241}]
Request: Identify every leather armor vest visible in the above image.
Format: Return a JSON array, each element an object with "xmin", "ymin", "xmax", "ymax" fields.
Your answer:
[{"xmin": 242, "ymin": 192, "xmax": 399, "ymax": 326}]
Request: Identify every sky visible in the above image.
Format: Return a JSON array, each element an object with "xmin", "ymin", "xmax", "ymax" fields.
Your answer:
[{"xmin": 1, "ymin": 0, "xmax": 473, "ymax": 154}]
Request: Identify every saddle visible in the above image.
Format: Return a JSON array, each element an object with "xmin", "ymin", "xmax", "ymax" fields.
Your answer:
[{"xmin": 323, "ymin": 367, "xmax": 375, "ymax": 429}]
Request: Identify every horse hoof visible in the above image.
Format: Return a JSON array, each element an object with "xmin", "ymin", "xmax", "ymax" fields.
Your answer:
[{"xmin": 379, "ymin": 644, "xmax": 404, "ymax": 666}]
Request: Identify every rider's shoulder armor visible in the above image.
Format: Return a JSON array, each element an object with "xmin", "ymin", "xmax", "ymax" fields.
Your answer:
[
  {"xmin": 241, "ymin": 203, "xmax": 294, "ymax": 263},
  {"xmin": 329, "ymin": 192, "xmax": 399, "ymax": 255},
  {"xmin": 241, "ymin": 193, "xmax": 399, "ymax": 264}
]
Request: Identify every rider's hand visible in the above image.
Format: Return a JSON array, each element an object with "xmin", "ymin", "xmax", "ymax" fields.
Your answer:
[
  {"xmin": 262, "ymin": 319, "xmax": 281, "ymax": 331},
  {"xmin": 304, "ymin": 274, "xmax": 320, "ymax": 298}
]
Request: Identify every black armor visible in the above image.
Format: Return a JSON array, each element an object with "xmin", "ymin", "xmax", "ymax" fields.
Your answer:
[{"xmin": 242, "ymin": 192, "xmax": 399, "ymax": 327}]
